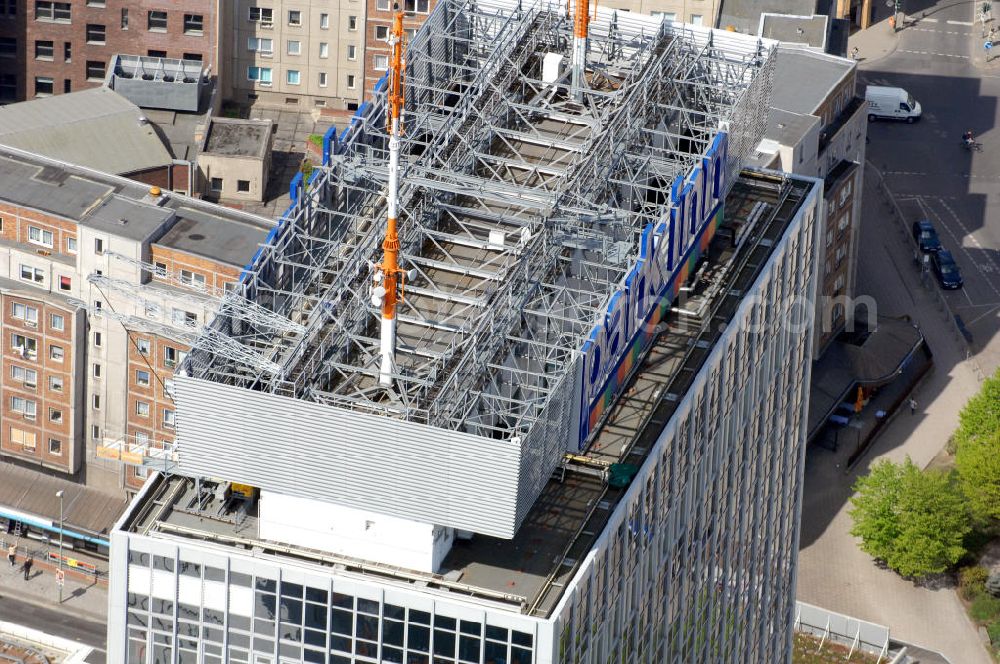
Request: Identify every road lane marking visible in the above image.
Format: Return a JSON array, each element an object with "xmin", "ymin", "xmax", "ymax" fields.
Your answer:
[
  {"xmin": 899, "ymin": 49, "xmax": 970, "ymax": 59},
  {"xmin": 909, "ymin": 27, "xmax": 972, "ymax": 35},
  {"xmin": 933, "ymin": 198, "xmax": 1000, "ymax": 299},
  {"xmin": 919, "ymin": 17, "xmax": 939, "ymax": 22},
  {"xmin": 946, "ymin": 19, "xmax": 974, "ymax": 25}
]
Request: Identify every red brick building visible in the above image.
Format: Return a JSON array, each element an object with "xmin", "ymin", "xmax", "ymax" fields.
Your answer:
[
  {"xmin": 4, "ymin": 0, "xmax": 219, "ymax": 102},
  {"xmin": 363, "ymin": 0, "xmax": 436, "ymax": 98}
]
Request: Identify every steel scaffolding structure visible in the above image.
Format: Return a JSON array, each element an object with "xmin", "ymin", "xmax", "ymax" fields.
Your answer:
[{"xmin": 183, "ymin": 0, "xmax": 776, "ymax": 446}]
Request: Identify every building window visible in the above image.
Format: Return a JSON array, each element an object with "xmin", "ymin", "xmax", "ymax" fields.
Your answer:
[
  {"xmin": 347, "ymin": 74, "xmax": 356, "ymax": 89},
  {"xmin": 320, "ymin": 12, "xmax": 329, "ymax": 28},
  {"xmin": 172, "ymin": 309, "xmax": 197, "ymax": 326},
  {"xmin": 33, "ymin": 40, "xmax": 54, "ymax": 60},
  {"xmin": 347, "ymin": 45, "xmax": 357, "ymax": 60},
  {"xmin": 94, "ymin": 238, "xmax": 104, "ymax": 254},
  {"xmin": 375, "ymin": 25, "xmax": 388, "ymax": 40},
  {"xmin": 163, "ymin": 409, "xmax": 175, "ymax": 428},
  {"xmin": 11, "ymin": 429, "xmax": 36, "ymax": 450},
  {"xmin": 147, "ymin": 49, "xmax": 166, "ymax": 58},
  {"xmin": 183, "ymin": 52, "xmax": 202, "ymax": 62},
  {"xmin": 286, "ymin": 69, "xmax": 300, "ymax": 85},
  {"xmin": 374, "ymin": 54, "xmax": 388, "ymax": 70},
  {"xmin": 11, "ymin": 366, "xmax": 38, "ymax": 387},
  {"xmin": 136, "ymin": 401, "xmax": 150, "ymax": 417},
  {"xmin": 20, "ymin": 265, "xmax": 44, "ymax": 283},
  {"xmin": 49, "ymin": 407, "xmax": 62, "ymax": 423},
  {"xmin": 210, "ymin": 176, "xmax": 223, "ymax": 191},
  {"xmin": 11, "ymin": 334, "xmax": 37, "ymax": 359},
  {"xmin": 92, "ymin": 394, "xmax": 100, "ymax": 409},
  {"xmin": 50, "ymin": 313, "xmax": 64, "ymax": 331},
  {"xmin": 248, "ymin": 37, "xmax": 273, "ymax": 53},
  {"xmin": 237, "ymin": 180, "xmax": 251, "ymax": 193},
  {"xmin": 92, "ymin": 425, "xmax": 100, "ymax": 441},
  {"xmin": 63, "ymin": 41, "xmax": 70, "ymax": 61},
  {"xmin": 35, "ymin": 1, "xmax": 70, "ymax": 22},
  {"xmin": 318, "ymin": 72, "xmax": 328, "ymax": 87},
  {"xmin": 377, "ymin": 0, "xmax": 390, "ymax": 9},
  {"xmin": 348, "ymin": 15, "xmax": 357, "ymax": 30},
  {"xmin": 49, "ymin": 438, "xmax": 61, "ymax": 455},
  {"xmin": 153, "ymin": 262, "xmax": 167, "ymax": 276},
  {"xmin": 147, "ymin": 9, "xmax": 166, "ymax": 31},
  {"xmin": 690, "ymin": 13, "xmax": 703, "ymax": 25},
  {"xmin": 248, "ymin": 7, "xmax": 273, "ymax": 23},
  {"xmin": 179, "ymin": 269, "xmax": 206, "ymax": 286},
  {"xmin": 12, "ymin": 303, "xmax": 39, "ymax": 324},
  {"xmin": 63, "ymin": 237, "xmax": 76, "ymax": 254},
  {"xmin": 49, "ymin": 344, "xmax": 63, "ymax": 361},
  {"xmin": 58, "ymin": 275, "xmax": 71, "ymax": 291},
  {"xmin": 120, "ymin": 7, "xmax": 128, "ymax": 29},
  {"xmin": 49, "ymin": 375, "xmax": 62, "ymax": 391},
  {"xmin": 164, "ymin": 347, "xmax": 181, "ymax": 368},
  {"xmin": 86, "ymin": 60, "xmax": 105, "ymax": 80},
  {"xmin": 183, "ymin": 13, "xmax": 203, "ymax": 34},
  {"xmin": 287, "ymin": 39, "xmax": 301, "ymax": 55},
  {"xmin": 136, "ymin": 338, "xmax": 150, "ymax": 355},
  {"xmin": 318, "ymin": 42, "xmax": 329, "ymax": 58},
  {"xmin": 94, "ymin": 331, "xmax": 102, "ymax": 347},
  {"xmin": 85, "ymin": 23, "xmax": 105, "ymax": 43},
  {"xmin": 247, "ymin": 66, "xmax": 272, "ymax": 85},
  {"xmin": 27, "ymin": 226, "xmax": 53, "ymax": 247},
  {"xmin": 136, "ymin": 369, "xmax": 150, "ymax": 386},
  {"xmin": 0, "ymin": 74, "xmax": 15, "ymax": 101},
  {"xmin": 287, "ymin": 10, "xmax": 301, "ymax": 26},
  {"xmin": 404, "ymin": 0, "xmax": 430, "ymax": 13},
  {"xmin": 34, "ymin": 76, "xmax": 53, "ymax": 96},
  {"xmin": 11, "ymin": 396, "xmax": 36, "ymax": 419}
]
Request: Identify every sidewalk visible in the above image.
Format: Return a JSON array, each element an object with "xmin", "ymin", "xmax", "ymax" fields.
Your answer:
[
  {"xmin": 0, "ymin": 539, "xmax": 108, "ymax": 624},
  {"xmin": 795, "ymin": 166, "xmax": 991, "ymax": 664},
  {"xmin": 849, "ymin": 16, "xmax": 902, "ymax": 66}
]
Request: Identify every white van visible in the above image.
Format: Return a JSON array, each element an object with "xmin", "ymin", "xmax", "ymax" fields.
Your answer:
[{"xmin": 865, "ymin": 85, "xmax": 922, "ymax": 123}]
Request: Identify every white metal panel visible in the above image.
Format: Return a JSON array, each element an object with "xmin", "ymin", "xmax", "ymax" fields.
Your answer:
[
  {"xmin": 173, "ymin": 377, "xmax": 524, "ymax": 538},
  {"xmin": 150, "ymin": 569, "xmax": 175, "ymax": 600},
  {"xmin": 203, "ymin": 580, "xmax": 226, "ymax": 612}
]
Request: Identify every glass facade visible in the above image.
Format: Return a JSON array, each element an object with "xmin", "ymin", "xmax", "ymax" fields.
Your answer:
[{"xmin": 123, "ymin": 549, "xmax": 535, "ymax": 664}]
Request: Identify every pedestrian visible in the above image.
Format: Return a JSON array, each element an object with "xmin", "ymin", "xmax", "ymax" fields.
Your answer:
[
  {"xmin": 851, "ymin": 46, "xmax": 859, "ymax": 60},
  {"xmin": 22, "ymin": 556, "xmax": 32, "ymax": 580},
  {"xmin": 6, "ymin": 543, "xmax": 15, "ymax": 567},
  {"xmin": 909, "ymin": 398, "xmax": 917, "ymax": 415}
]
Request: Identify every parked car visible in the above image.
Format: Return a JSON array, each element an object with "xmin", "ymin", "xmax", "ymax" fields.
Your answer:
[
  {"xmin": 931, "ymin": 249, "xmax": 964, "ymax": 289},
  {"xmin": 912, "ymin": 219, "xmax": 942, "ymax": 253}
]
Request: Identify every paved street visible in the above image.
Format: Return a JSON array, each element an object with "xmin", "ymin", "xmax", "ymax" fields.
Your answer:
[
  {"xmin": 0, "ymin": 595, "xmax": 105, "ymax": 663},
  {"xmin": 797, "ymin": 3, "xmax": 1000, "ymax": 662}
]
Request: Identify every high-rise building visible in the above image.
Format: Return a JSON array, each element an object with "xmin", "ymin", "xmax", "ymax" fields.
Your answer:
[{"xmin": 106, "ymin": 3, "xmax": 822, "ymax": 663}]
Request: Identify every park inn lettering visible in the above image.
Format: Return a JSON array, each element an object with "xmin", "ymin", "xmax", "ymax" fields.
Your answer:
[{"xmin": 578, "ymin": 131, "xmax": 729, "ymax": 448}]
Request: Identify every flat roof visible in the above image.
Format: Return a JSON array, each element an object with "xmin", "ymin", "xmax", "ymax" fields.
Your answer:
[
  {"xmin": 771, "ymin": 45, "xmax": 854, "ymax": 116},
  {"xmin": 0, "ymin": 145, "xmax": 274, "ymax": 254},
  {"xmin": 748, "ymin": 107, "xmax": 819, "ymax": 167},
  {"xmin": 759, "ymin": 13, "xmax": 828, "ymax": 49},
  {"xmin": 201, "ymin": 118, "xmax": 272, "ymax": 158},
  {"xmin": 156, "ymin": 206, "xmax": 271, "ymax": 267},
  {"xmin": 719, "ymin": 0, "xmax": 815, "ymax": 33},
  {"xmin": 126, "ymin": 170, "xmax": 815, "ymax": 617}
]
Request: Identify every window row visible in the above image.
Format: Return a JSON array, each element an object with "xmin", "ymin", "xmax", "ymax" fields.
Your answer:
[
  {"xmin": 8, "ymin": 427, "xmax": 63, "ymax": 455},
  {"xmin": 10, "ymin": 303, "xmax": 65, "ymax": 330},
  {"xmin": 247, "ymin": 67, "xmax": 353, "ymax": 89},
  {"xmin": 11, "ymin": 333, "xmax": 66, "ymax": 361},
  {"xmin": 247, "ymin": 38, "xmax": 337, "ymax": 59},
  {"xmin": 35, "ymin": 3, "xmax": 204, "ymax": 34}
]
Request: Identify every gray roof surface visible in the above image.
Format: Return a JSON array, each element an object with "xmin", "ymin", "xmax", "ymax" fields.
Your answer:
[
  {"xmin": 719, "ymin": 0, "xmax": 816, "ymax": 33},
  {"xmin": 747, "ymin": 108, "xmax": 819, "ymax": 168},
  {"xmin": 157, "ymin": 206, "xmax": 270, "ymax": 267},
  {"xmin": 202, "ymin": 118, "xmax": 272, "ymax": 158},
  {"xmin": 79, "ymin": 194, "xmax": 175, "ymax": 242},
  {"xmin": 771, "ymin": 45, "xmax": 853, "ymax": 115},
  {"xmin": 760, "ymin": 13, "xmax": 827, "ymax": 48},
  {"xmin": 0, "ymin": 154, "xmax": 118, "ymax": 220},
  {"xmin": 0, "ymin": 87, "xmax": 173, "ymax": 175}
]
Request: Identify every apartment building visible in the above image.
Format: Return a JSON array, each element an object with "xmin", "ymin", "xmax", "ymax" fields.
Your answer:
[
  {"xmin": 230, "ymin": 0, "xmax": 365, "ymax": 110},
  {"xmin": 4, "ymin": 0, "xmax": 222, "ymax": 102},
  {"xmin": 0, "ymin": 145, "xmax": 273, "ymax": 560},
  {"xmin": 598, "ymin": 0, "xmax": 719, "ymax": 26},
  {"xmin": 362, "ymin": 0, "xmax": 436, "ymax": 97},
  {"xmin": 750, "ymin": 45, "xmax": 866, "ymax": 357}
]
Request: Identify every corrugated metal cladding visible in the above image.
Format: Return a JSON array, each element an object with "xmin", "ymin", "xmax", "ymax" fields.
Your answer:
[{"xmin": 173, "ymin": 377, "xmax": 523, "ymax": 539}]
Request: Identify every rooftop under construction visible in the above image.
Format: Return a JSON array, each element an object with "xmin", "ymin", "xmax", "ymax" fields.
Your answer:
[{"xmin": 182, "ymin": 0, "xmax": 775, "ymax": 441}]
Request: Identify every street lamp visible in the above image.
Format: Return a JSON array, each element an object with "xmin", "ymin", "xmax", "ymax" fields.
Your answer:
[{"xmin": 55, "ymin": 489, "xmax": 64, "ymax": 603}]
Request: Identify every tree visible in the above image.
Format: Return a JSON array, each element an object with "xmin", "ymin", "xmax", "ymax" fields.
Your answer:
[
  {"xmin": 850, "ymin": 458, "xmax": 971, "ymax": 578},
  {"xmin": 955, "ymin": 370, "xmax": 1000, "ymax": 520}
]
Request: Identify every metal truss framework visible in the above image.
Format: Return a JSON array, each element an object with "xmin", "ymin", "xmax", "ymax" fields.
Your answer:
[{"xmin": 184, "ymin": 0, "xmax": 776, "ymax": 446}]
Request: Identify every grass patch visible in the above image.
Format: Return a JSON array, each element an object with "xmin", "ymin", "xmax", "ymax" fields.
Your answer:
[
  {"xmin": 970, "ymin": 593, "xmax": 1000, "ymax": 623},
  {"xmin": 960, "ymin": 565, "xmax": 990, "ymax": 600},
  {"xmin": 307, "ymin": 133, "xmax": 324, "ymax": 148},
  {"xmin": 792, "ymin": 633, "xmax": 880, "ymax": 663}
]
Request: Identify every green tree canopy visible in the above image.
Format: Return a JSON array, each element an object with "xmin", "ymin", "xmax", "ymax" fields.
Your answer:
[
  {"xmin": 955, "ymin": 370, "xmax": 1000, "ymax": 520},
  {"xmin": 850, "ymin": 458, "xmax": 970, "ymax": 578}
]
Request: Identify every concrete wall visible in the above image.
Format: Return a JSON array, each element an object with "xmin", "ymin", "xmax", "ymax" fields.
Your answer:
[{"xmin": 197, "ymin": 153, "xmax": 268, "ymax": 202}]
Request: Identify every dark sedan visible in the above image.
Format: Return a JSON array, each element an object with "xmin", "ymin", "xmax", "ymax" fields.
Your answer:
[
  {"xmin": 911, "ymin": 219, "xmax": 942, "ymax": 253},
  {"xmin": 931, "ymin": 250, "xmax": 964, "ymax": 289}
]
